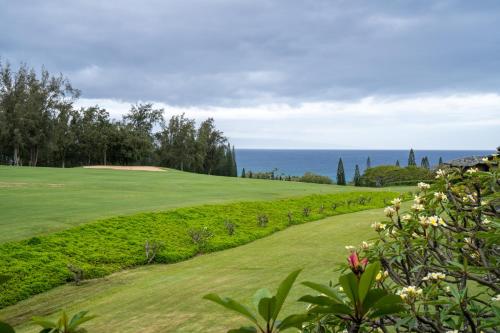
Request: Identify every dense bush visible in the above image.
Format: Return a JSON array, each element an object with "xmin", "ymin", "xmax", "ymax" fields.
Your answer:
[
  {"xmin": 298, "ymin": 172, "xmax": 333, "ymax": 184},
  {"xmin": 359, "ymin": 165, "xmax": 434, "ymax": 187},
  {"xmin": 0, "ymin": 191, "xmax": 400, "ymax": 308}
]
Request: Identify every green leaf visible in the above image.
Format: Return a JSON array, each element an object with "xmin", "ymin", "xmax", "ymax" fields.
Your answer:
[
  {"xmin": 297, "ymin": 295, "xmax": 336, "ymax": 307},
  {"xmin": 277, "ymin": 314, "xmax": 311, "ymax": 330},
  {"xmin": 228, "ymin": 326, "xmax": 258, "ymax": 333},
  {"xmin": 0, "ymin": 322, "xmax": 15, "ymax": 333},
  {"xmin": 301, "ymin": 281, "xmax": 343, "ymax": 303},
  {"xmin": 358, "ymin": 262, "xmax": 380, "ymax": 304},
  {"xmin": 258, "ymin": 296, "xmax": 276, "ymax": 322},
  {"xmin": 370, "ymin": 294, "xmax": 405, "ymax": 318},
  {"xmin": 31, "ymin": 317, "xmax": 57, "ymax": 329},
  {"xmin": 203, "ymin": 294, "xmax": 258, "ymax": 325},
  {"xmin": 68, "ymin": 311, "xmax": 96, "ymax": 329},
  {"xmin": 272, "ymin": 269, "xmax": 301, "ymax": 321},
  {"xmin": 339, "ymin": 272, "xmax": 358, "ymax": 304},
  {"xmin": 252, "ymin": 288, "xmax": 272, "ymax": 311},
  {"xmin": 361, "ymin": 288, "xmax": 387, "ymax": 315},
  {"xmin": 308, "ymin": 303, "xmax": 352, "ymax": 316}
]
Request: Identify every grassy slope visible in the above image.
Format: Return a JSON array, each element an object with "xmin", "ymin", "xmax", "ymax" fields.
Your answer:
[
  {"xmin": 1, "ymin": 205, "xmax": 397, "ymax": 333},
  {"xmin": 0, "ymin": 166, "xmax": 411, "ymax": 242}
]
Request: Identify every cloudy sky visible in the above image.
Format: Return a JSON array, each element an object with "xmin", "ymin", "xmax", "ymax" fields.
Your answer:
[{"xmin": 1, "ymin": 0, "xmax": 499, "ymax": 149}]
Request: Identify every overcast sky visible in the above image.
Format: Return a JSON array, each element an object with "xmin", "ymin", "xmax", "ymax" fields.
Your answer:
[{"xmin": 1, "ymin": 0, "xmax": 499, "ymax": 149}]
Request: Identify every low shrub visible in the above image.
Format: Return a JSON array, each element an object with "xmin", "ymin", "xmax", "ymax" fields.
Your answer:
[
  {"xmin": 359, "ymin": 165, "xmax": 434, "ymax": 187},
  {"xmin": 0, "ymin": 191, "xmax": 401, "ymax": 308},
  {"xmin": 298, "ymin": 172, "xmax": 333, "ymax": 184}
]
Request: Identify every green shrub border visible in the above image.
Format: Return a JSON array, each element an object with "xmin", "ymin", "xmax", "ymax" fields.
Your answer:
[{"xmin": 0, "ymin": 191, "xmax": 403, "ymax": 308}]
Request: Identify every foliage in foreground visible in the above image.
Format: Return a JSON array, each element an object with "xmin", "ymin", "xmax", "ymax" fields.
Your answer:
[
  {"xmin": 359, "ymin": 165, "xmax": 434, "ymax": 187},
  {"xmin": 206, "ymin": 161, "xmax": 499, "ymax": 332},
  {"xmin": 0, "ymin": 310, "xmax": 95, "ymax": 333},
  {"xmin": 0, "ymin": 191, "xmax": 399, "ymax": 308}
]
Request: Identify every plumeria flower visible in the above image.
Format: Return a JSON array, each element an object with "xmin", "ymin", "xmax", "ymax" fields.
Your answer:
[
  {"xmin": 417, "ymin": 182, "xmax": 431, "ymax": 191},
  {"xmin": 401, "ymin": 214, "xmax": 412, "ymax": 222},
  {"xmin": 414, "ymin": 195, "xmax": 423, "ymax": 204},
  {"xmin": 361, "ymin": 241, "xmax": 372, "ymax": 250},
  {"xmin": 397, "ymin": 286, "xmax": 423, "ymax": 303},
  {"xmin": 428, "ymin": 216, "xmax": 446, "ymax": 227},
  {"xmin": 345, "ymin": 245, "xmax": 356, "ymax": 252},
  {"xmin": 376, "ymin": 270, "xmax": 389, "ymax": 282},
  {"xmin": 445, "ymin": 330, "xmax": 459, "ymax": 333},
  {"xmin": 412, "ymin": 203, "xmax": 425, "ymax": 212},
  {"xmin": 419, "ymin": 216, "xmax": 430, "ymax": 228},
  {"xmin": 347, "ymin": 252, "xmax": 368, "ymax": 276},
  {"xmin": 444, "ymin": 286, "xmax": 451, "ymax": 293},
  {"xmin": 338, "ymin": 286, "xmax": 344, "ymax": 292},
  {"xmin": 492, "ymin": 294, "xmax": 500, "ymax": 302},
  {"xmin": 466, "ymin": 167, "xmax": 479, "ymax": 174},
  {"xmin": 390, "ymin": 198, "xmax": 402, "ymax": 210},
  {"xmin": 435, "ymin": 169, "xmax": 447, "ymax": 179},
  {"xmin": 422, "ymin": 272, "xmax": 446, "ymax": 281},
  {"xmin": 371, "ymin": 222, "xmax": 386, "ymax": 232},
  {"xmin": 384, "ymin": 206, "xmax": 396, "ymax": 217},
  {"xmin": 482, "ymin": 218, "xmax": 491, "ymax": 225},
  {"xmin": 434, "ymin": 192, "xmax": 448, "ymax": 202}
]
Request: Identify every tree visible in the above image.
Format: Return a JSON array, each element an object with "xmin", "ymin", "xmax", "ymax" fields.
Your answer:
[
  {"xmin": 438, "ymin": 156, "xmax": 443, "ymax": 165},
  {"xmin": 420, "ymin": 156, "xmax": 430, "ymax": 169},
  {"xmin": 231, "ymin": 145, "xmax": 237, "ymax": 177},
  {"xmin": 336, "ymin": 158, "xmax": 346, "ymax": 185},
  {"xmin": 395, "ymin": 160, "xmax": 400, "ymax": 167},
  {"xmin": 241, "ymin": 167, "xmax": 246, "ymax": 178},
  {"xmin": 353, "ymin": 164, "xmax": 361, "ymax": 186},
  {"xmin": 366, "ymin": 156, "xmax": 371, "ymax": 169},
  {"xmin": 407, "ymin": 148, "xmax": 416, "ymax": 166}
]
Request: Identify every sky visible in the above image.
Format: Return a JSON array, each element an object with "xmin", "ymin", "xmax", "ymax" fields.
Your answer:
[{"xmin": 1, "ymin": 0, "xmax": 499, "ymax": 149}]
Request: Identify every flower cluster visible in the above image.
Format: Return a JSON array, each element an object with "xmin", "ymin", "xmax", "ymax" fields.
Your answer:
[
  {"xmin": 466, "ymin": 167, "xmax": 479, "ymax": 174},
  {"xmin": 434, "ymin": 192, "xmax": 448, "ymax": 202},
  {"xmin": 375, "ymin": 270, "xmax": 389, "ymax": 282},
  {"xmin": 417, "ymin": 182, "xmax": 431, "ymax": 191},
  {"xmin": 422, "ymin": 272, "xmax": 446, "ymax": 282},
  {"xmin": 435, "ymin": 169, "xmax": 446, "ymax": 179},
  {"xmin": 371, "ymin": 222, "xmax": 386, "ymax": 232},
  {"xmin": 419, "ymin": 215, "xmax": 446, "ymax": 228},
  {"xmin": 397, "ymin": 286, "xmax": 423, "ymax": 303},
  {"xmin": 384, "ymin": 206, "xmax": 396, "ymax": 217}
]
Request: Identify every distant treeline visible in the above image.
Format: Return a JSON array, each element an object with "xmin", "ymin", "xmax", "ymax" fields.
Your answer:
[
  {"xmin": 241, "ymin": 149, "xmax": 440, "ymax": 187},
  {"xmin": 0, "ymin": 61, "xmax": 237, "ymax": 176}
]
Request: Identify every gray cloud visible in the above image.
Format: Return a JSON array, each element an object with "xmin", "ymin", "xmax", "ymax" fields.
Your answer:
[{"xmin": 2, "ymin": 0, "xmax": 500, "ymax": 106}]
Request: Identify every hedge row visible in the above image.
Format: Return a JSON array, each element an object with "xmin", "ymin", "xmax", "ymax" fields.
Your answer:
[{"xmin": 0, "ymin": 191, "xmax": 402, "ymax": 308}]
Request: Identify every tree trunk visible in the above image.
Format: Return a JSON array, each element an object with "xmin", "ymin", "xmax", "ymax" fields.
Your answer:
[{"xmin": 13, "ymin": 145, "xmax": 19, "ymax": 166}]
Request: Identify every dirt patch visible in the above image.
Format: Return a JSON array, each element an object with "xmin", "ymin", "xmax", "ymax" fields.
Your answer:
[{"xmin": 83, "ymin": 166, "xmax": 165, "ymax": 172}]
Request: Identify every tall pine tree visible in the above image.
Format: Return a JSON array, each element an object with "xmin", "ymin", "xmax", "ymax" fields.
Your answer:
[
  {"xmin": 421, "ymin": 156, "xmax": 430, "ymax": 170},
  {"xmin": 353, "ymin": 164, "xmax": 361, "ymax": 186},
  {"xmin": 408, "ymin": 148, "xmax": 416, "ymax": 166},
  {"xmin": 337, "ymin": 158, "xmax": 346, "ymax": 185},
  {"xmin": 231, "ymin": 145, "xmax": 237, "ymax": 177},
  {"xmin": 241, "ymin": 167, "xmax": 246, "ymax": 178},
  {"xmin": 366, "ymin": 157, "xmax": 371, "ymax": 169},
  {"xmin": 438, "ymin": 157, "xmax": 443, "ymax": 165},
  {"xmin": 395, "ymin": 160, "xmax": 400, "ymax": 167}
]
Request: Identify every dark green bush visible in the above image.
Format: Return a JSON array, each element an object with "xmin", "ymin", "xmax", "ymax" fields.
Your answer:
[
  {"xmin": 298, "ymin": 172, "xmax": 333, "ymax": 184},
  {"xmin": 0, "ymin": 191, "xmax": 400, "ymax": 308},
  {"xmin": 359, "ymin": 165, "xmax": 433, "ymax": 187}
]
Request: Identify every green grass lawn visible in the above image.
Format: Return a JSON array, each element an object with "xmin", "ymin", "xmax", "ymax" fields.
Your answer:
[
  {"xmin": 0, "ymin": 166, "xmax": 412, "ymax": 243},
  {"xmin": 0, "ymin": 205, "xmax": 397, "ymax": 333}
]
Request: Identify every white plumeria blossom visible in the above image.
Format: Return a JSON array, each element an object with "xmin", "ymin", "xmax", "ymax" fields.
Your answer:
[
  {"xmin": 422, "ymin": 272, "xmax": 446, "ymax": 281},
  {"xmin": 412, "ymin": 203, "xmax": 425, "ymax": 212},
  {"xmin": 413, "ymin": 195, "xmax": 423, "ymax": 204},
  {"xmin": 417, "ymin": 182, "xmax": 431, "ymax": 191},
  {"xmin": 390, "ymin": 197, "xmax": 402, "ymax": 209},
  {"xmin": 466, "ymin": 167, "xmax": 479, "ymax": 174},
  {"xmin": 482, "ymin": 218, "xmax": 491, "ymax": 225},
  {"xmin": 428, "ymin": 216, "xmax": 446, "ymax": 227},
  {"xmin": 371, "ymin": 222, "xmax": 387, "ymax": 232},
  {"xmin": 445, "ymin": 330, "xmax": 459, "ymax": 333},
  {"xmin": 384, "ymin": 206, "xmax": 396, "ymax": 217},
  {"xmin": 361, "ymin": 241, "xmax": 372, "ymax": 249},
  {"xmin": 492, "ymin": 294, "xmax": 500, "ymax": 302},
  {"xmin": 434, "ymin": 192, "xmax": 448, "ymax": 202},
  {"xmin": 397, "ymin": 286, "xmax": 423, "ymax": 301},
  {"xmin": 345, "ymin": 245, "xmax": 356, "ymax": 252},
  {"xmin": 435, "ymin": 169, "xmax": 447, "ymax": 179},
  {"xmin": 402, "ymin": 214, "xmax": 412, "ymax": 222}
]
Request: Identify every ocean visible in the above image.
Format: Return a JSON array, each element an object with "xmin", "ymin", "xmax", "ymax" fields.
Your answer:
[{"xmin": 235, "ymin": 149, "xmax": 493, "ymax": 181}]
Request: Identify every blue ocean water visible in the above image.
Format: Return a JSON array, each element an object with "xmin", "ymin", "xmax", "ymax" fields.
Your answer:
[{"xmin": 235, "ymin": 149, "xmax": 493, "ymax": 182}]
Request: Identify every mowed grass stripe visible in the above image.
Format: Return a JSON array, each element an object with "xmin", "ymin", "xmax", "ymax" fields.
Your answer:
[
  {"xmin": 2, "ymin": 205, "xmax": 395, "ymax": 333},
  {"xmin": 0, "ymin": 166, "xmax": 412, "ymax": 243},
  {"xmin": 0, "ymin": 192, "xmax": 401, "ymax": 309}
]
